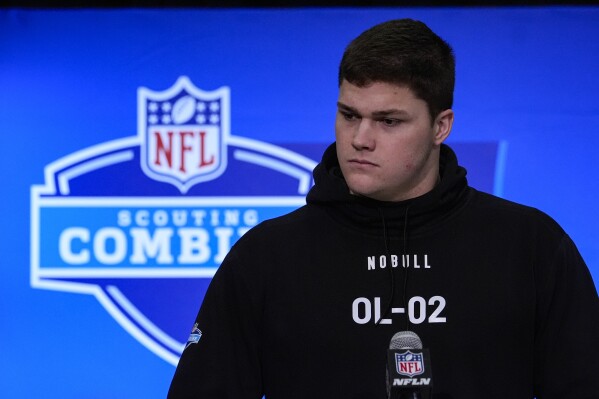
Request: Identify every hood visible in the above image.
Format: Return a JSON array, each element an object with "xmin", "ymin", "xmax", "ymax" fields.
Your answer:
[{"xmin": 306, "ymin": 143, "xmax": 469, "ymax": 238}]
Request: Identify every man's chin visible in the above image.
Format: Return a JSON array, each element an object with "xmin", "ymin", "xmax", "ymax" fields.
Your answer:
[{"xmin": 348, "ymin": 187, "xmax": 379, "ymax": 200}]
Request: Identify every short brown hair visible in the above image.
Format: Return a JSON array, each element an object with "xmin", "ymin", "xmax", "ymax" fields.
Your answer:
[{"xmin": 338, "ymin": 19, "xmax": 455, "ymax": 121}]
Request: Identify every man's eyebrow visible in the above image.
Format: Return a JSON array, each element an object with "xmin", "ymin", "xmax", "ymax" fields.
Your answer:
[
  {"xmin": 371, "ymin": 109, "xmax": 410, "ymax": 118},
  {"xmin": 337, "ymin": 102, "xmax": 358, "ymax": 113},
  {"xmin": 337, "ymin": 102, "xmax": 409, "ymax": 117}
]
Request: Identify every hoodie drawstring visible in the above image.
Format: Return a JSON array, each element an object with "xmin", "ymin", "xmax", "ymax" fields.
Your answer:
[
  {"xmin": 377, "ymin": 208, "xmax": 394, "ymax": 326},
  {"xmin": 401, "ymin": 205, "xmax": 410, "ymax": 331},
  {"xmin": 376, "ymin": 206, "xmax": 410, "ymax": 330}
]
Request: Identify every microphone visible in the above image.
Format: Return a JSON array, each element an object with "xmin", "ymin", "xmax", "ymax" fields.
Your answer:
[{"xmin": 386, "ymin": 331, "xmax": 433, "ymax": 399}]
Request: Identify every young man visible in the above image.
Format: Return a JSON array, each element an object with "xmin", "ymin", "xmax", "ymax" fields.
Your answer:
[{"xmin": 168, "ymin": 19, "xmax": 599, "ymax": 398}]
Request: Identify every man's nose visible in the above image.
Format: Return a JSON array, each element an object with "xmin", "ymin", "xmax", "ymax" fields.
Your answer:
[{"xmin": 352, "ymin": 120, "xmax": 375, "ymax": 150}]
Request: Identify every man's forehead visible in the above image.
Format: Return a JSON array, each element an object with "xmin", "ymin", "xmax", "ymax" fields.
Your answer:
[
  {"xmin": 339, "ymin": 78, "xmax": 413, "ymax": 92},
  {"xmin": 337, "ymin": 81, "xmax": 422, "ymax": 115}
]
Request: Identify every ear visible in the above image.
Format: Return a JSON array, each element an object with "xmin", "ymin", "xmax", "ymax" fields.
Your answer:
[{"xmin": 433, "ymin": 109, "xmax": 454, "ymax": 145}]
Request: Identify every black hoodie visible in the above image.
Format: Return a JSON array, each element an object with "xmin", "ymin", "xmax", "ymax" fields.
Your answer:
[{"xmin": 169, "ymin": 144, "xmax": 599, "ymax": 399}]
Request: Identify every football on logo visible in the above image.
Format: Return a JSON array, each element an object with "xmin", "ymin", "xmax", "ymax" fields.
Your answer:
[{"xmin": 30, "ymin": 76, "xmax": 320, "ymax": 365}]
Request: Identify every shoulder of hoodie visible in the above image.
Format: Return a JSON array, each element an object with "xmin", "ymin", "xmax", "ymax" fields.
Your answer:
[
  {"xmin": 467, "ymin": 187, "xmax": 567, "ymax": 238},
  {"xmin": 218, "ymin": 205, "xmax": 322, "ymax": 277},
  {"xmin": 230, "ymin": 204, "xmax": 323, "ymax": 249},
  {"xmin": 248, "ymin": 204, "xmax": 319, "ymax": 234}
]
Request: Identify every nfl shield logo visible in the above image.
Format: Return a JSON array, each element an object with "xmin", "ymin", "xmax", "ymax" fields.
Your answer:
[
  {"xmin": 138, "ymin": 76, "xmax": 230, "ymax": 193},
  {"xmin": 395, "ymin": 350, "xmax": 425, "ymax": 377}
]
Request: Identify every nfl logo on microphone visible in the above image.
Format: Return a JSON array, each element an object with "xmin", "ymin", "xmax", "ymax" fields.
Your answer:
[{"xmin": 396, "ymin": 351, "xmax": 425, "ymax": 377}]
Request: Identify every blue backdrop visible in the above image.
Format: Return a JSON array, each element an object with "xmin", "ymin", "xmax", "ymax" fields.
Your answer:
[{"xmin": 1, "ymin": 7, "xmax": 598, "ymax": 398}]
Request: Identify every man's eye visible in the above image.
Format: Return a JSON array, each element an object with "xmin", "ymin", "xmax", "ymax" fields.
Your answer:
[
  {"xmin": 341, "ymin": 111, "xmax": 358, "ymax": 121},
  {"xmin": 381, "ymin": 118, "xmax": 401, "ymax": 127}
]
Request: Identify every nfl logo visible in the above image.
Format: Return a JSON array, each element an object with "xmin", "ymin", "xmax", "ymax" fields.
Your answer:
[
  {"xmin": 138, "ymin": 76, "xmax": 230, "ymax": 193},
  {"xmin": 395, "ymin": 350, "xmax": 425, "ymax": 377}
]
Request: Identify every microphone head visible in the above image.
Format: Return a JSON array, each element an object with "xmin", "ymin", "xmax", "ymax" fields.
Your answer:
[{"xmin": 389, "ymin": 330, "xmax": 423, "ymax": 350}]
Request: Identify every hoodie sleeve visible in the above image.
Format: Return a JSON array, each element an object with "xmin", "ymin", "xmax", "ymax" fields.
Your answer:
[
  {"xmin": 533, "ymin": 234, "xmax": 599, "ymax": 398},
  {"xmin": 167, "ymin": 245, "xmax": 264, "ymax": 399}
]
